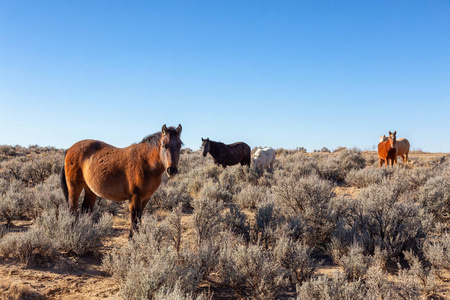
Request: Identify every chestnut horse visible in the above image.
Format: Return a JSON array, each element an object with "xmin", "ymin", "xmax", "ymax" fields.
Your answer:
[
  {"xmin": 378, "ymin": 131, "xmax": 397, "ymax": 167},
  {"xmin": 379, "ymin": 135, "xmax": 410, "ymax": 165},
  {"xmin": 201, "ymin": 138, "xmax": 251, "ymax": 168},
  {"xmin": 60, "ymin": 124, "xmax": 182, "ymax": 237}
]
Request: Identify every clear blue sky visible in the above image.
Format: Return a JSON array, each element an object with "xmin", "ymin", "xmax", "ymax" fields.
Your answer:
[{"xmin": 1, "ymin": 1, "xmax": 449, "ymax": 152}]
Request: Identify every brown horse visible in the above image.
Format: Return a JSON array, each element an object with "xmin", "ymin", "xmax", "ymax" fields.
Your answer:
[
  {"xmin": 378, "ymin": 131, "xmax": 397, "ymax": 167},
  {"xmin": 60, "ymin": 124, "xmax": 182, "ymax": 237},
  {"xmin": 201, "ymin": 138, "xmax": 251, "ymax": 168}
]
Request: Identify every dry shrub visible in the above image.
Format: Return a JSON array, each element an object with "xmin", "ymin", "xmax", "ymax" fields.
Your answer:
[
  {"xmin": 296, "ymin": 272, "xmax": 366, "ymax": 300},
  {"xmin": 253, "ymin": 201, "xmax": 280, "ymax": 247},
  {"xmin": 330, "ymin": 181, "xmax": 429, "ymax": 263},
  {"xmin": 396, "ymin": 251, "xmax": 441, "ymax": 299},
  {"xmin": 218, "ymin": 165, "xmax": 259, "ymax": 192},
  {"xmin": 0, "ymin": 158, "xmax": 24, "ymax": 181},
  {"xmin": 276, "ymin": 152, "xmax": 317, "ymax": 178},
  {"xmin": 0, "ymin": 178, "xmax": 9, "ymax": 194},
  {"xmin": 165, "ymin": 203, "xmax": 183, "ymax": 253},
  {"xmin": 314, "ymin": 149, "xmax": 366, "ymax": 181},
  {"xmin": 297, "ymin": 259, "xmax": 441, "ymax": 300},
  {"xmin": 234, "ymin": 184, "xmax": 270, "ymax": 209},
  {"xmin": 0, "ymin": 151, "xmax": 63, "ymax": 185},
  {"xmin": 273, "ymin": 235, "xmax": 317, "ymax": 285},
  {"xmin": 103, "ymin": 216, "xmax": 176, "ymax": 298},
  {"xmin": 151, "ymin": 176, "xmax": 193, "ymax": 211},
  {"xmin": 275, "ymin": 174, "xmax": 333, "ymax": 215},
  {"xmin": 20, "ymin": 157, "xmax": 54, "ymax": 184},
  {"xmin": 198, "ymin": 179, "xmax": 232, "ymax": 203},
  {"xmin": 223, "ymin": 204, "xmax": 250, "ymax": 243},
  {"xmin": 0, "ymin": 188, "xmax": 22, "ymax": 224},
  {"xmin": 0, "ymin": 226, "xmax": 7, "ymax": 239},
  {"xmin": 191, "ymin": 198, "xmax": 224, "ymax": 247},
  {"xmin": 416, "ymin": 174, "xmax": 450, "ymax": 222},
  {"xmin": 0, "ymin": 180, "xmax": 32, "ymax": 224},
  {"xmin": 338, "ymin": 243, "xmax": 372, "ymax": 281},
  {"xmin": 217, "ymin": 241, "xmax": 287, "ymax": 299},
  {"xmin": 345, "ymin": 167, "xmax": 390, "ymax": 188},
  {"xmin": 0, "ymin": 145, "xmax": 16, "ymax": 156},
  {"xmin": 118, "ymin": 248, "xmax": 178, "ymax": 299},
  {"xmin": 365, "ymin": 265, "xmax": 402, "ymax": 300},
  {"xmin": 103, "ymin": 215, "xmax": 218, "ymax": 298},
  {"xmin": 406, "ymin": 167, "xmax": 434, "ymax": 190},
  {"xmin": 274, "ymin": 174, "xmax": 335, "ymax": 247},
  {"xmin": 0, "ymin": 226, "xmax": 56, "ymax": 264},
  {"xmin": 154, "ymin": 281, "xmax": 211, "ymax": 300},
  {"xmin": 35, "ymin": 208, "xmax": 113, "ymax": 255},
  {"xmin": 424, "ymin": 233, "xmax": 450, "ymax": 279},
  {"xmin": 31, "ymin": 174, "xmax": 65, "ymax": 218}
]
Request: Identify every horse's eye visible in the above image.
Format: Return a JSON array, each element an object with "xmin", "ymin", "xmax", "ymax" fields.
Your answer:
[{"xmin": 164, "ymin": 144, "xmax": 169, "ymax": 149}]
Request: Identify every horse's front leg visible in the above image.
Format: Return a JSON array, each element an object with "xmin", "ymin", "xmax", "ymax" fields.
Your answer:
[{"xmin": 129, "ymin": 195, "xmax": 143, "ymax": 239}]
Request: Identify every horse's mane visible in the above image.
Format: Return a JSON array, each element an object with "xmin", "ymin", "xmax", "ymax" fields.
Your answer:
[
  {"xmin": 209, "ymin": 140, "xmax": 225, "ymax": 147},
  {"xmin": 141, "ymin": 127, "xmax": 183, "ymax": 147},
  {"xmin": 141, "ymin": 132, "xmax": 162, "ymax": 147}
]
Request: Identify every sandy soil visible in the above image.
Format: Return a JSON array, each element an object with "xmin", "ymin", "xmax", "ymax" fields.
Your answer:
[{"xmin": 0, "ymin": 151, "xmax": 449, "ymax": 299}]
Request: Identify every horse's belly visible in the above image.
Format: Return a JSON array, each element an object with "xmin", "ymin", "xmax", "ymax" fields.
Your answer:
[
  {"xmin": 83, "ymin": 168, "xmax": 130, "ymax": 201},
  {"xmin": 88, "ymin": 181, "xmax": 129, "ymax": 201}
]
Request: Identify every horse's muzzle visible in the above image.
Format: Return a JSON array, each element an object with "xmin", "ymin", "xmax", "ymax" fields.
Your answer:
[{"xmin": 167, "ymin": 167, "xmax": 178, "ymax": 177}]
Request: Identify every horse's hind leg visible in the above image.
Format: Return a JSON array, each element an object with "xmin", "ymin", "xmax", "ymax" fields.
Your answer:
[
  {"xmin": 81, "ymin": 185, "xmax": 97, "ymax": 214},
  {"xmin": 129, "ymin": 195, "xmax": 143, "ymax": 238},
  {"xmin": 67, "ymin": 183, "xmax": 83, "ymax": 214}
]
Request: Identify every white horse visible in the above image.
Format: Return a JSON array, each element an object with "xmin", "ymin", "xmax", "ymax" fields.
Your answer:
[{"xmin": 252, "ymin": 147, "xmax": 276, "ymax": 174}]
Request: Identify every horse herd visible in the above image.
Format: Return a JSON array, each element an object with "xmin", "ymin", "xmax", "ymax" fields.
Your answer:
[
  {"xmin": 377, "ymin": 131, "xmax": 410, "ymax": 167},
  {"xmin": 60, "ymin": 124, "xmax": 410, "ymax": 236},
  {"xmin": 200, "ymin": 138, "xmax": 276, "ymax": 173}
]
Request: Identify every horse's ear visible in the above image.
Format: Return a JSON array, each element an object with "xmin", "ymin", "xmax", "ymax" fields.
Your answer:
[
  {"xmin": 389, "ymin": 131, "xmax": 392, "ymax": 135},
  {"xmin": 176, "ymin": 124, "xmax": 182, "ymax": 135},
  {"xmin": 394, "ymin": 131, "xmax": 396, "ymax": 135},
  {"xmin": 162, "ymin": 124, "xmax": 168, "ymax": 135},
  {"xmin": 201, "ymin": 138, "xmax": 205, "ymax": 141}
]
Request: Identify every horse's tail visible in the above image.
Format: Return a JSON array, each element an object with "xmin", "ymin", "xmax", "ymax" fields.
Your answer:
[
  {"xmin": 60, "ymin": 151, "xmax": 69, "ymax": 202},
  {"xmin": 244, "ymin": 144, "xmax": 251, "ymax": 167}
]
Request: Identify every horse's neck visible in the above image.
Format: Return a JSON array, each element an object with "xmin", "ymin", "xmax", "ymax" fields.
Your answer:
[
  {"xmin": 143, "ymin": 145, "xmax": 164, "ymax": 170},
  {"xmin": 383, "ymin": 140, "xmax": 395, "ymax": 151},
  {"xmin": 209, "ymin": 142, "xmax": 221, "ymax": 158}
]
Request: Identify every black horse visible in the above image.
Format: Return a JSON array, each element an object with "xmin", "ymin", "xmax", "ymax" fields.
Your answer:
[{"xmin": 201, "ymin": 138, "xmax": 251, "ymax": 168}]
